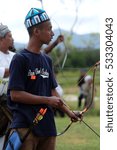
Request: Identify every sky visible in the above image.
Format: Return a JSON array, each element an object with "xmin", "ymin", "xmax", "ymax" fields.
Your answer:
[{"xmin": 0, "ymin": 0, "xmax": 100, "ymax": 43}]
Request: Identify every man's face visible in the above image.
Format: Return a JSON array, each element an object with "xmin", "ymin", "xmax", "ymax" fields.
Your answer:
[
  {"xmin": 38, "ymin": 21, "xmax": 54, "ymax": 45},
  {"xmin": 3, "ymin": 32, "xmax": 14, "ymax": 49}
]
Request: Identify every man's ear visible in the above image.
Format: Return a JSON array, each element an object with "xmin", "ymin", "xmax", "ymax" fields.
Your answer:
[{"xmin": 33, "ymin": 27, "xmax": 41, "ymax": 36}]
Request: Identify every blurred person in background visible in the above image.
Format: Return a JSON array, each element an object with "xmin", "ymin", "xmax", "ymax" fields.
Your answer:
[
  {"xmin": 77, "ymin": 69, "xmax": 95, "ymax": 109},
  {"xmin": 77, "ymin": 69, "xmax": 86, "ymax": 108},
  {"xmin": 0, "ymin": 23, "xmax": 15, "ymax": 149}
]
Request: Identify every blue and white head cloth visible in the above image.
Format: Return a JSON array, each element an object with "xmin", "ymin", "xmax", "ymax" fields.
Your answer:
[{"xmin": 24, "ymin": 8, "xmax": 50, "ymax": 28}]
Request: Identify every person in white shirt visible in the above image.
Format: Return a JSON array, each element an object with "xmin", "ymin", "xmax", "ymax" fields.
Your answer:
[
  {"xmin": 0, "ymin": 23, "xmax": 15, "ymax": 96},
  {"xmin": 82, "ymin": 75, "xmax": 95, "ymax": 109},
  {"xmin": 0, "ymin": 23, "xmax": 15, "ymax": 147},
  {"xmin": 77, "ymin": 71, "xmax": 95, "ymax": 109}
]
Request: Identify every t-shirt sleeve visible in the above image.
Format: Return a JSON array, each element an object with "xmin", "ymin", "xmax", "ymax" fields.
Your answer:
[
  {"xmin": 51, "ymin": 70, "xmax": 58, "ymax": 89},
  {"xmin": 46, "ymin": 55, "xmax": 58, "ymax": 89},
  {"xmin": 8, "ymin": 54, "xmax": 27, "ymax": 91}
]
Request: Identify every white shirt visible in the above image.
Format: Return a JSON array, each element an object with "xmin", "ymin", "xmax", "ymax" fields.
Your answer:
[
  {"xmin": 56, "ymin": 84, "xmax": 64, "ymax": 97},
  {"xmin": 0, "ymin": 50, "xmax": 15, "ymax": 95},
  {"xmin": 79, "ymin": 75, "xmax": 92, "ymax": 96}
]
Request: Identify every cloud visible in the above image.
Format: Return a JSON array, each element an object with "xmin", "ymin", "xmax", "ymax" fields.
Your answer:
[{"xmin": 0, "ymin": 0, "xmax": 100, "ymax": 43}]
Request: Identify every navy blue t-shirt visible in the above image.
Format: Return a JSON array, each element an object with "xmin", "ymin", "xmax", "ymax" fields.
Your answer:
[{"xmin": 7, "ymin": 49, "xmax": 58, "ymax": 136}]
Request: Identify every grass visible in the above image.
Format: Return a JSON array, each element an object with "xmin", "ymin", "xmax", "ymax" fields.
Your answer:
[
  {"xmin": 54, "ymin": 100, "xmax": 100, "ymax": 150},
  {"xmin": 55, "ymin": 116, "xmax": 100, "ymax": 150}
]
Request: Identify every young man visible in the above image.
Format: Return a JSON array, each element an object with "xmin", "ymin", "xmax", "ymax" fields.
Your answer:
[
  {"xmin": 0, "ymin": 23, "xmax": 15, "ymax": 91},
  {"xmin": 0, "ymin": 23, "xmax": 15, "ymax": 138},
  {"xmin": 7, "ymin": 8, "xmax": 80, "ymax": 150}
]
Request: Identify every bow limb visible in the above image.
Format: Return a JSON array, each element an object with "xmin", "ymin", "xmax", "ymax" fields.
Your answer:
[
  {"xmin": 80, "ymin": 63, "xmax": 97, "ymax": 115},
  {"xmin": 75, "ymin": 63, "xmax": 100, "ymax": 138},
  {"xmin": 76, "ymin": 61, "xmax": 100, "ymax": 117},
  {"xmin": 61, "ymin": 41, "xmax": 69, "ymax": 69},
  {"xmin": 57, "ymin": 121, "xmax": 73, "ymax": 136},
  {"xmin": 77, "ymin": 61, "xmax": 100, "ymax": 87}
]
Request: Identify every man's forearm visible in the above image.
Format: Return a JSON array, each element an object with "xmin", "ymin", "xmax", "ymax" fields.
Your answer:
[{"xmin": 44, "ymin": 41, "xmax": 58, "ymax": 54}]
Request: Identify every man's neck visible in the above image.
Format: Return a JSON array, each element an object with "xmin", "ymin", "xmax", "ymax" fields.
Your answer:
[
  {"xmin": 27, "ymin": 39, "xmax": 42, "ymax": 54},
  {"xmin": 0, "ymin": 48, "xmax": 9, "ymax": 54}
]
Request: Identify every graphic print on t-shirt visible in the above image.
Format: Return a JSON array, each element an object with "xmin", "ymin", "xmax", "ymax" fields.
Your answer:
[{"xmin": 28, "ymin": 67, "xmax": 49, "ymax": 79}]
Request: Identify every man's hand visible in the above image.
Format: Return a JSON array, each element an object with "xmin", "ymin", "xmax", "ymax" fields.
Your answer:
[
  {"xmin": 67, "ymin": 111, "xmax": 80, "ymax": 122},
  {"xmin": 48, "ymin": 96, "xmax": 64, "ymax": 108},
  {"xmin": 72, "ymin": 111, "xmax": 83, "ymax": 122},
  {"xmin": 56, "ymin": 35, "xmax": 64, "ymax": 44}
]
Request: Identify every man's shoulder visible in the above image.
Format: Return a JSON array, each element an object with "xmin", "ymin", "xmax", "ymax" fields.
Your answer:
[
  {"xmin": 11, "ymin": 49, "xmax": 28, "ymax": 63},
  {"xmin": 41, "ymin": 52, "xmax": 52, "ymax": 61}
]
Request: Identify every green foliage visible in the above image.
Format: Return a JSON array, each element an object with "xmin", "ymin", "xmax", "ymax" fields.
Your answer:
[
  {"xmin": 65, "ymin": 48, "xmax": 100, "ymax": 68},
  {"xmin": 50, "ymin": 47, "xmax": 100, "ymax": 68}
]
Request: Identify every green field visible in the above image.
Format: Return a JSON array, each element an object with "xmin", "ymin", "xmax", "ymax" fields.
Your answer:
[
  {"xmin": 55, "ymin": 68, "xmax": 100, "ymax": 150},
  {"xmin": 56, "ymin": 116, "xmax": 100, "ymax": 150}
]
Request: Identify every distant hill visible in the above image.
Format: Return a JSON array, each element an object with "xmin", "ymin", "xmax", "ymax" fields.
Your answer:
[
  {"xmin": 14, "ymin": 29, "xmax": 100, "ymax": 50},
  {"xmin": 53, "ymin": 29, "xmax": 100, "ymax": 49},
  {"xmin": 72, "ymin": 32, "xmax": 100, "ymax": 49}
]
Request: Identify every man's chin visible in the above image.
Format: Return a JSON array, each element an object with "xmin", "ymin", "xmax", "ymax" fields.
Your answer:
[{"xmin": 9, "ymin": 46, "xmax": 16, "ymax": 52}]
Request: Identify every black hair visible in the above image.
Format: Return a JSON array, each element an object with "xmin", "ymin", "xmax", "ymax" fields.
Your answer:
[{"xmin": 27, "ymin": 22, "xmax": 46, "ymax": 37}]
